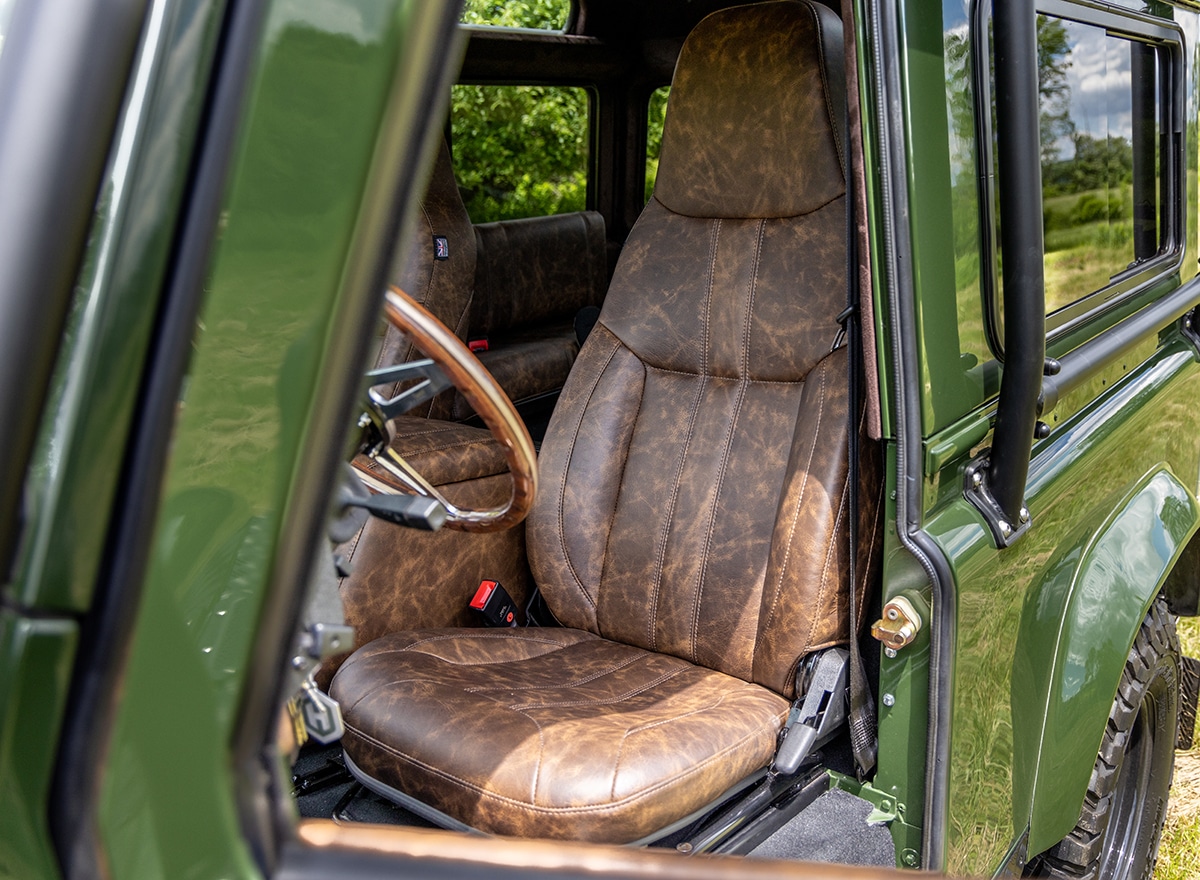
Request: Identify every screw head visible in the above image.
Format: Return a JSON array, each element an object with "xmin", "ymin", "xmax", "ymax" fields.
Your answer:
[
  {"xmin": 972, "ymin": 471, "xmax": 983, "ymax": 487},
  {"xmin": 998, "ymin": 520, "xmax": 1012, "ymax": 537},
  {"xmin": 884, "ymin": 646, "xmax": 897, "ymax": 659},
  {"xmin": 901, "ymin": 849, "xmax": 920, "ymax": 867},
  {"xmin": 1019, "ymin": 506, "xmax": 1030, "ymax": 523},
  {"xmin": 357, "ymin": 412, "xmax": 371, "ymax": 428},
  {"xmin": 882, "ymin": 693, "xmax": 896, "ymax": 707}
]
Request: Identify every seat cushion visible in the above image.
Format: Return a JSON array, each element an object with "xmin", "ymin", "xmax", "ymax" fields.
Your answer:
[{"xmin": 330, "ymin": 627, "xmax": 789, "ymax": 842}]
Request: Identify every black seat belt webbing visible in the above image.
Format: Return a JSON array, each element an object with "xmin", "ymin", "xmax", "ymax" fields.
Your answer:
[{"xmin": 842, "ymin": 100, "xmax": 878, "ymax": 778}]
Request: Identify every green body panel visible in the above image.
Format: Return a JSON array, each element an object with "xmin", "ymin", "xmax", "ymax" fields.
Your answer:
[
  {"xmin": 10, "ymin": 0, "xmax": 228, "ymax": 614},
  {"xmin": 926, "ymin": 344, "xmax": 1200, "ymax": 874},
  {"xmin": 0, "ymin": 614, "xmax": 77, "ymax": 880},
  {"xmin": 95, "ymin": 1, "xmax": 424, "ymax": 876},
  {"xmin": 869, "ymin": 446, "xmax": 932, "ymax": 866},
  {"xmin": 1019, "ymin": 468, "xmax": 1198, "ymax": 855}
]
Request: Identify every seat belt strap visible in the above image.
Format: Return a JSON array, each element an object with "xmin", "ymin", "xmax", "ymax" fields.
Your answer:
[{"xmin": 842, "ymin": 99, "xmax": 878, "ymax": 779}]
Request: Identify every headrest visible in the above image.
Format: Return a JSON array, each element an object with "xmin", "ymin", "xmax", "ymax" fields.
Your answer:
[{"xmin": 654, "ymin": 1, "xmax": 846, "ymax": 219}]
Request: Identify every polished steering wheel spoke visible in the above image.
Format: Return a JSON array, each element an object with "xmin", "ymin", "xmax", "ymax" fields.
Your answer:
[
  {"xmin": 351, "ymin": 286, "xmax": 537, "ymax": 533},
  {"xmin": 365, "ymin": 358, "xmax": 453, "ymax": 421}
]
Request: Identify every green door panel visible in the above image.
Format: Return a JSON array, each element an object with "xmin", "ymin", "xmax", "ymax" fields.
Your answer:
[
  {"xmin": 927, "ymin": 343, "xmax": 1200, "ymax": 875},
  {"xmin": 0, "ymin": 613, "xmax": 77, "ymax": 880},
  {"xmin": 1019, "ymin": 469, "xmax": 1198, "ymax": 856},
  {"xmin": 95, "ymin": 1, "xmax": 434, "ymax": 877},
  {"xmin": 11, "ymin": 0, "xmax": 232, "ymax": 614}
]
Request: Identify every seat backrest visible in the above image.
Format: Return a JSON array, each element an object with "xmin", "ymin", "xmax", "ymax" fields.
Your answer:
[
  {"xmin": 375, "ymin": 137, "xmax": 476, "ymax": 420},
  {"xmin": 471, "ymin": 211, "xmax": 607, "ymax": 339},
  {"xmin": 528, "ymin": 0, "xmax": 875, "ymax": 699}
]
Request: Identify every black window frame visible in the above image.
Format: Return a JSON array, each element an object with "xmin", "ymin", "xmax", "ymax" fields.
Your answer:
[{"xmin": 973, "ymin": 0, "xmax": 1185, "ymax": 359}]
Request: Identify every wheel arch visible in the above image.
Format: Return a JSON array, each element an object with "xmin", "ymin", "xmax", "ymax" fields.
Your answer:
[{"xmin": 1013, "ymin": 467, "xmax": 1197, "ymax": 859}]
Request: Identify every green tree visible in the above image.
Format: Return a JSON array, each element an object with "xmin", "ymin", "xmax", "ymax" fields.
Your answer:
[
  {"xmin": 452, "ymin": 0, "xmax": 584, "ymax": 222},
  {"xmin": 1036, "ymin": 15, "xmax": 1074, "ymax": 165},
  {"xmin": 460, "ymin": 0, "xmax": 568, "ymax": 29}
]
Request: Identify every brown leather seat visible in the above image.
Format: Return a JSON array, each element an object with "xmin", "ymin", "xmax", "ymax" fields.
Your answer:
[{"xmin": 332, "ymin": 0, "xmax": 874, "ymax": 844}]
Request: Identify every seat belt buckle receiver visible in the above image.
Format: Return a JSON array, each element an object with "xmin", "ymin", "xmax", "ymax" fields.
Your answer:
[
  {"xmin": 470, "ymin": 579, "xmax": 521, "ymax": 627},
  {"xmin": 771, "ymin": 647, "xmax": 850, "ymax": 776}
]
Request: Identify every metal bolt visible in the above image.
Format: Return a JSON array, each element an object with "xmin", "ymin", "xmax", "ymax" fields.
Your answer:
[
  {"xmin": 901, "ymin": 849, "xmax": 920, "ymax": 867},
  {"xmin": 998, "ymin": 520, "xmax": 1012, "ymax": 537},
  {"xmin": 1019, "ymin": 506, "xmax": 1030, "ymax": 523},
  {"xmin": 972, "ymin": 471, "xmax": 983, "ymax": 487},
  {"xmin": 884, "ymin": 646, "xmax": 897, "ymax": 659},
  {"xmin": 357, "ymin": 412, "xmax": 371, "ymax": 428},
  {"xmin": 882, "ymin": 693, "xmax": 895, "ymax": 707},
  {"xmin": 886, "ymin": 607, "xmax": 899, "ymax": 620},
  {"xmin": 676, "ymin": 842, "xmax": 693, "ymax": 854},
  {"xmin": 291, "ymin": 655, "xmax": 306, "ymax": 670}
]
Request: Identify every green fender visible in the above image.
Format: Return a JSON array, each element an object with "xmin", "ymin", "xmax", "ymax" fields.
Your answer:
[{"xmin": 1011, "ymin": 468, "xmax": 1198, "ymax": 858}]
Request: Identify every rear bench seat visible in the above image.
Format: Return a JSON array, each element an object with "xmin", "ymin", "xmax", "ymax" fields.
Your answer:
[{"xmin": 457, "ymin": 211, "xmax": 607, "ymax": 421}]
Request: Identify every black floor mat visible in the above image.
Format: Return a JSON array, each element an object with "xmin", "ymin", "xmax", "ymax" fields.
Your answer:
[{"xmin": 748, "ymin": 788, "xmax": 895, "ymax": 867}]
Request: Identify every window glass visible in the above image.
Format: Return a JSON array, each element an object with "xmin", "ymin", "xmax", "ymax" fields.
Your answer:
[
  {"xmin": 981, "ymin": 8, "xmax": 1179, "ymax": 347},
  {"xmin": 943, "ymin": 11, "xmax": 993, "ymax": 374},
  {"xmin": 1038, "ymin": 17, "xmax": 1163, "ymax": 316},
  {"xmin": 459, "ymin": 0, "xmax": 570, "ymax": 30},
  {"xmin": 451, "ymin": 84, "xmax": 589, "ymax": 222},
  {"xmin": 0, "ymin": 0, "xmax": 13, "ymax": 62},
  {"xmin": 645, "ymin": 86, "xmax": 669, "ymax": 203}
]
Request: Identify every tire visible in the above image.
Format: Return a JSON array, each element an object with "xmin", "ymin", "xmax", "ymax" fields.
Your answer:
[{"xmin": 1028, "ymin": 598, "xmax": 1180, "ymax": 880}]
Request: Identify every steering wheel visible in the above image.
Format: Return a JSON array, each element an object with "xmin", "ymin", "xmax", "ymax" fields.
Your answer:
[{"xmin": 356, "ymin": 286, "xmax": 537, "ymax": 533}]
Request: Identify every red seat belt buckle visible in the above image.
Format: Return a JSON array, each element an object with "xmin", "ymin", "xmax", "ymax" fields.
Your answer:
[
  {"xmin": 468, "ymin": 337, "xmax": 489, "ymax": 353},
  {"xmin": 470, "ymin": 579, "xmax": 520, "ymax": 627}
]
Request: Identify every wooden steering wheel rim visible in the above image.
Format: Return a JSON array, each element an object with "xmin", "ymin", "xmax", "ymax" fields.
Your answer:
[{"xmin": 380, "ymin": 285, "xmax": 537, "ymax": 532}]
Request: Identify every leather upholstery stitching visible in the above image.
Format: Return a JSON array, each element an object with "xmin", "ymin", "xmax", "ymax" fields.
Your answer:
[
  {"xmin": 609, "ymin": 694, "xmax": 730, "ymax": 800},
  {"xmin": 644, "ymin": 364, "xmax": 803, "ymax": 385},
  {"xmin": 554, "ymin": 332, "xmax": 622, "ymax": 610},
  {"xmin": 809, "ymin": 3, "xmax": 845, "ymax": 180},
  {"xmin": 803, "ymin": 467, "xmax": 849, "ymax": 657},
  {"xmin": 742, "ymin": 220, "xmax": 766, "ymax": 379},
  {"xmin": 398, "ymin": 439, "xmax": 505, "ymax": 458},
  {"xmin": 595, "ymin": 350, "xmax": 645, "ymax": 623},
  {"xmin": 464, "ymin": 653, "xmax": 643, "ymax": 693},
  {"xmin": 691, "ymin": 380, "xmax": 747, "ymax": 662},
  {"xmin": 510, "ymin": 666, "xmax": 686, "ymax": 711},
  {"xmin": 343, "ymin": 713, "xmax": 784, "ymax": 817},
  {"xmin": 647, "ymin": 374, "xmax": 707, "ymax": 650},
  {"xmin": 703, "ymin": 219, "xmax": 721, "ymax": 375},
  {"xmin": 760, "ymin": 358, "xmax": 828, "ymax": 637}
]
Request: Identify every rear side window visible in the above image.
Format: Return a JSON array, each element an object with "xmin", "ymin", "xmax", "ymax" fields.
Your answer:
[
  {"xmin": 979, "ymin": 2, "xmax": 1183, "ymax": 347},
  {"xmin": 451, "ymin": 84, "xmax": 590, "ymax": 222},
  {"xmin": 459, "ymin": 0, "xmax": 571, "ymax": 30}
]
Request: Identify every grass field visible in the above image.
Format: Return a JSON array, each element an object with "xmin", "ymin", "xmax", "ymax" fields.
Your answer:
[{"xmin": 1157, "ymin": 616, "xmax": 1200, "ymax": 880}]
